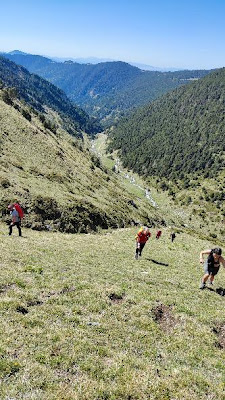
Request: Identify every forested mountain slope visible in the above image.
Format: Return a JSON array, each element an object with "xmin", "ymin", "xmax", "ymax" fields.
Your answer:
[
  {"xmin": 109, "ymin": 68, "xmax": 225, "ymax": 180},
  {"xmin": 1, "ymin": 52, "xmax": 211, "ymax": 126},
  {"xmin": 0, "ymin": 56, "xmax": 100, "ymax": 136}
]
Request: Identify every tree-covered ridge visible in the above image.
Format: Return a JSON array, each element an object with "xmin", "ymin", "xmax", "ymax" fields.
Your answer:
[
  {"xmin": 1, "ymin": 53, "xmax": 211, "ymax": 126},
  {"xmin": 109, "ymin": 68, "xmax": 225, "ymax": 180},
  {"xmin": 0, "ymin": 56, "xmax": 101, "ymax": 136},
  {"xmin": 0, "ymin": 51, "xmax": 54, "ymax": 70}
]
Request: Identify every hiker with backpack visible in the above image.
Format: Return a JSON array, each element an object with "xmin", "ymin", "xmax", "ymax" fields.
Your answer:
[
  {"xmin": 135, "ymin": 226, "xmax": 151, "ymax": 259},
  {"xmin": 8, "ymin": 203, "xmax": 23, "ymax": 236},
  {"xmin": 199, "ymin": 248, "xmax": 225, "ymax": 289}
]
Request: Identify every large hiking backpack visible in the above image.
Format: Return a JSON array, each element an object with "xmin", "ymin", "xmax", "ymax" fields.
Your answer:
[{"xmin": 14, "ymin": 203, "xmax": 24, "ymax": 219}]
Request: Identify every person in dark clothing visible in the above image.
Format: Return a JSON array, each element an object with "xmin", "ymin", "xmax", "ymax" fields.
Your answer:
[
  {"xmin": 199, "ymin": 248, "xmax": 225, "ymax": 289},
  {"xmin": 170, "ymin": 232, "xmax": 176, "ymax": 242},
  {"xmin": 8, "ymin": 204, "xmax": 22, "ymax": 236}
]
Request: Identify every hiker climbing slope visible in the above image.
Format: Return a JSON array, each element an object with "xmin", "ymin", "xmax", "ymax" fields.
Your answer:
[
  {"xmin": 156, "ymin": 230, "xmax": 162, "ymax": 240},
  {"xmin": 135, "ymin": 227, "xmax": 151, "ymax": 259},
  {"xmin": 199, "ymin": 248, "xmax": 225, "ymax": 289},
  {"xmin": 170, "ymin": 232, "xmax": 176, "ymax": 242},
  {"xmin": 8, "ymin": 203, "xmax": 23, "ymax": 237}
]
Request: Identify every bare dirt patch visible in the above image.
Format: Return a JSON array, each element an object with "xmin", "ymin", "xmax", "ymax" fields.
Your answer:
[{"xmin": 151, "ymin": 303, "xmax": 176, "ymax": 332}]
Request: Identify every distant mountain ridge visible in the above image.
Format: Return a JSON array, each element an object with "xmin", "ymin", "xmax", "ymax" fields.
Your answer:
[
  {"xmin": 0, "ymin": 56, "xmax": 100, "ymax": 135},
  {"xmin": 7, "ymin": 50, "xmax": 29, "ymax": 56},
  {"xmin": 52, "ymin": 57, "xmax": 168, "ymax": 71},
  {"xmin": 1, "ymin": 51, "xmax": 211, "ymax": 127},
  {"xmin": 3, "ymin": 50, "xmax": 179, "ymax": 71},
  {"xmin": 109, "ymin": 68, "xmax": 225, "ymax": 180}
]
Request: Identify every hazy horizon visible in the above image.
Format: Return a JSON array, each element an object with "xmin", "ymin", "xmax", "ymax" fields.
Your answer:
[{"xmin": 1, "ymin": 0, "xmax": 225, "ymax": 70}]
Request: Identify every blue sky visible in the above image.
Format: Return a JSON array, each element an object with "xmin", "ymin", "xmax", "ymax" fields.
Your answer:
[{"xmin": 1, "ymin": 0, "xmax": 225, "ymax": 69}]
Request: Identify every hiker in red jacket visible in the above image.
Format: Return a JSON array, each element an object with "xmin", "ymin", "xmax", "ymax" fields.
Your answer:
[
  {"xmin": 135, "ymin": 227, "xmax": 151, "ymax": 259},
  {"xmin": 14, "ymin": 202, "xmax": 24, "ymax": 219},
  {"xmin": 156, "ymin": 230, "xmax": 162, "ymax": 240}
]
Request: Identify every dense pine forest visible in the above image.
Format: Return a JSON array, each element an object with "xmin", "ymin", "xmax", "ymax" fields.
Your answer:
[{"xmin": 108, "ymin": 68, "xmax": 225, "ymax": 180}]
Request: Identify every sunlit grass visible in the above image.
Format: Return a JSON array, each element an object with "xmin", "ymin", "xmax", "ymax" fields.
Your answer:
[
  {"xmin": 1, "ymin": 222, "xmax": 225, "ymax": 399},
  {"xmin": 0, "ymin": 98, "xmax": 159, "ymax": 230}
]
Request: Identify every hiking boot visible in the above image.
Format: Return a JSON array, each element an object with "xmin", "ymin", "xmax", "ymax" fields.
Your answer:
[
  {"xmin": 199, "ymin": 281, "xmax": 206, "ymax": 289},
  {"xmin": 209, "ymin": 281, "xmax": 214, "ymax": 285}
]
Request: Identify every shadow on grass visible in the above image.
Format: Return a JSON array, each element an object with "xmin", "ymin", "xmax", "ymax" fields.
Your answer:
[
  {"xmin": 206, "ymin": 287, "xmax": 225, "ymax": 296},
  {"xmin": 5, "ymin": 235, "xmax": 28, "ymax": 238},
  {"xmin": 216, "ymin": 287, "xmax": 225, "ymax": 296},
  {"xmin": 146, "ymin": 258, "xmax": 169, "ymax": 267}
]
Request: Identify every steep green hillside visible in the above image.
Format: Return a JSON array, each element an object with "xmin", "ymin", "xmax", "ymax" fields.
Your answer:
[
  {"xmin": 109, "ymin": 68, "xmax": 225, "ymax": 180},
  {"xmin": 0, "ymin": 94, "xmax": 160, "ymax": 232},
  {"xmin": 1, "ymin": 52, "xmax": 210, "ymax": 126},
  {"xmin": 1, "ymin": 223, "xmax": 225, "ymax": 399},
  {"xmin": 0, "ymin": 56, "xmax": 100, "ymax": 136}
]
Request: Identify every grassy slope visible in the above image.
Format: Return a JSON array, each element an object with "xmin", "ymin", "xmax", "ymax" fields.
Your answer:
[
  {"xmin": 0, "ymin": 97, "xmax": 159, "ymax": 231},
  {"xmin": 0, "ymin": 98, "xmax": 100, "ymax": 203},
  {"xmin": 1, "ymin": 222, "xmax": 225, "ymax": 399}
]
